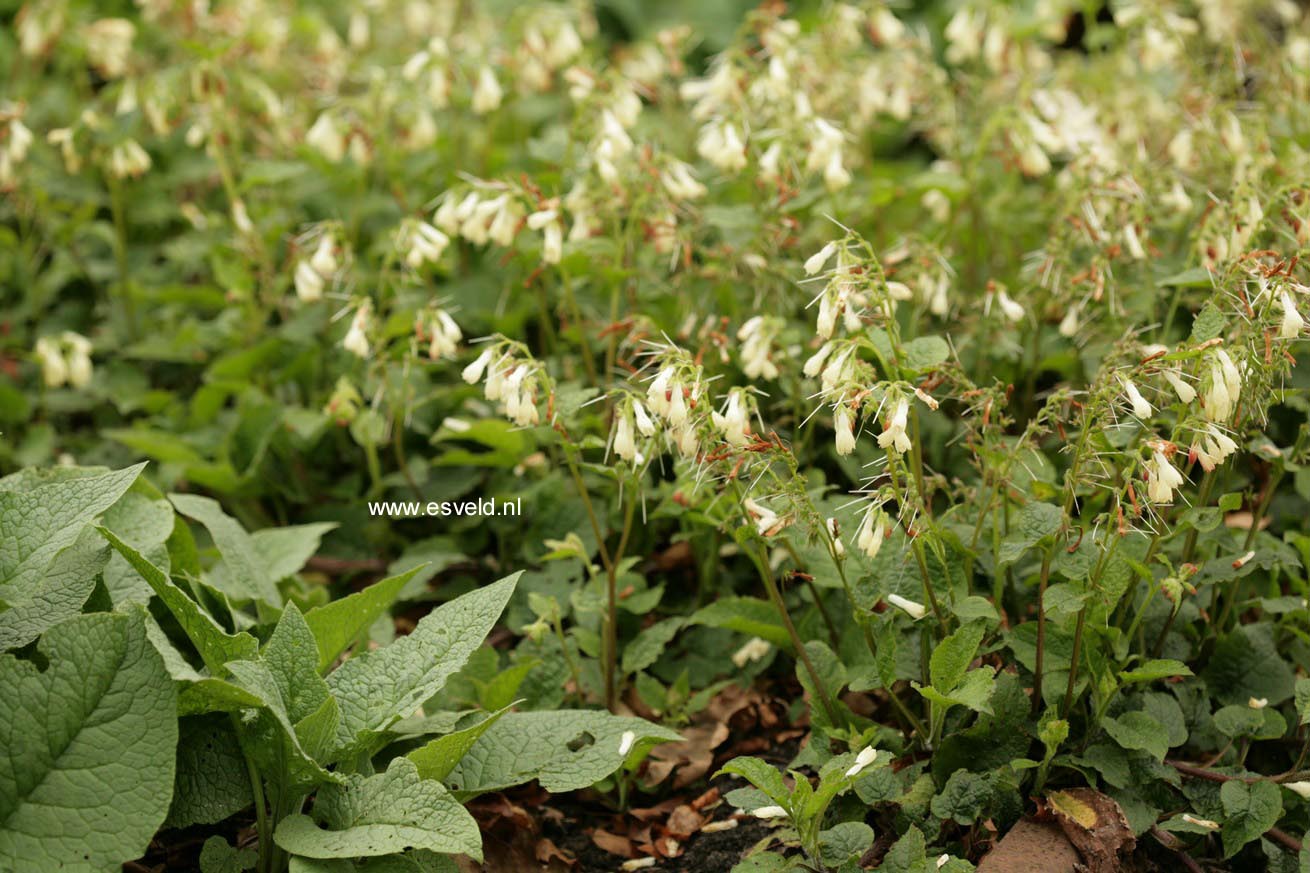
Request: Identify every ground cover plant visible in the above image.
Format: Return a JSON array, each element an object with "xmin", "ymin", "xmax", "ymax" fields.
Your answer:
[{"xmin": 4, "ymin": 0, "xmax": 1310, "ymax": 871}]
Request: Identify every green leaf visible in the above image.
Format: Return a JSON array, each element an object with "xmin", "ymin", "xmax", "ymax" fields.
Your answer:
[
  {"xmin": 902, "ymin": 336, "xmax": 950, "ymax": 373},
  {"xmin": 445, "ymin": 710, "xmax": 682, "ymax": 796},
  {"xmin": 687, "ymin": 597, "xmax": 789, "ymax": 648},
  {"xmin": 622, "ymin": 617, "xmax": 684, "ymax": 674},
  {"xmin": 170, "ymin": 492, "xmax": 279, "ymax": 605},
  {"xmin": 166, "ymin": 716, "xmax": 253, "ymax": 830},
  {"xmin": 717, "ymin": 756, "xmax": 792, "ymax": 807},
  {"xmin": 819, "ymin": 821, "xmax": 875, "ymax": 867},
  {"xmin": 199, "ymin": 836, "xmax": 257, "ymax": 873},
  {"xmin": 274, "ymin": 758, "xmax": 481, "ymax": 861},
  {"xmin": 304, "ymin": 568, "xmax": 421, "ymax": 673},
  {"xmin": 252, "ymin": 522, "xmax": 338, "ymax": 581},
  {"xmin": 1119, "ymin": 659, "xmax": 1194, "ymax": 684},
  {"xmin": 265, "ymin": 602, "xmax": 331, "ymax": 724},
  {"xmin": 1202, "ymin": 624, "xmax": 1296, "ymax": 707},
  {"xmin": 325, "ymin": 574, "xmax": 519, "ymax": 757},
  {"xmin": 1295, "ymin": 678, "xmax": 1310, "ymax": 726},
  {"xmin": 0, "ymin": 463, "xmax": 144, "ymax": 649},
  {"xmin": 931, "ymin": 622, "xmax": 985, "ymax": 694},
  {"xmin": 406, "ymin": 707, "xmax": 512, "ymax": 782},
  {"xmin": 931, "ymin": 770, "xmax": 995, "ymax": 825},
  {"xmin": 1220, "ymin": 780, "xmax": 1283, "ymax": 858},
  {"xmin": 0, "ymin": 611, "xmax": 177, "ymax": 872},
  {"xmin": 880, "ymin": 826, "xmax": 928, "ymax": 873},
  {"xmin": 98, "ymin": 527, "xmax": 259, "ymax": 671},
  {"xmin": 1191, "ymin": 301, "xmax": 1227, "ymax": 343},
  {"xmin": 998, "ymin": 502, "xmax": 1063, "ymax": 565},
  {"xmin": 918, "ymin": 667, "xmax": 996, "ymax": 715},
  {"xmin": 1102, "ymin": 711, "xmax": 1170, "ymax": 761}
]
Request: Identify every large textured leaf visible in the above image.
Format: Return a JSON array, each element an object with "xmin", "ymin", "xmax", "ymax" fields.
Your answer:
[
  {"xmin": 0, "ymin": 462, "xmax": 143, "ymax": 587},
  {"xmin": 0, "ymin": 611, "xmax": 177, "ymax": 871},
  {"xmin": 166, "ymin": 716, "xmax": 253, "ymax": 829},
  {"xmin": 0, "ymin": 463, "xmax": 144, "ymax": 649},
  {"xmin": 1220, "ymin": 780, "xmax": 1283, "ymax": 858},
  {"xmin": 170, "ymin": 493, "xmax": 279, "ymax": 605},
  {"xmin": 264, "ymin": 602, "xmax": 330, "ymax": 724},
  {"xmin": 0, "ymin": 526, "xmax": 109, "ymax": 651},
  {"xmin": 253, "ymin": 522, "xmax": 338, "ymax": 581},
  {"xmin": 225, "ymin": 658, "xmax": 340, "ymax": 789},
  {"xmin": 274, "ymin": 758, "xmax": 481, "ymax": 860},
  {"xmin": 101, "ymin": 489, "xmax": 175, "ymax": 605},
  {"xmin": 304, "ymin": 568, "xmax": 421, "ymax": 672},
  {"xmin": 289, "ymin": 854, "xmax": 459, "ymax": 872},
  {"xmin": 445, "ymin": 710, "xmax": 682, "ymax": 796},
  {"xmin": 99, "ymin": 528, "xmax": 259, "ymax": 671},
  {"xmin": 1202, "ymin": 624, "xmax": 1296, "ymax": 707},
  {"xmin": 325, "ymin": 574, "xmax": 519, "ymax": 757},
  {"xmin": 406, "ymin": 707, "xmax": 512, "ymax": 782},
  {"xmin": 687, "ymin": 596, "xmax": 789, "ymax": 648}
]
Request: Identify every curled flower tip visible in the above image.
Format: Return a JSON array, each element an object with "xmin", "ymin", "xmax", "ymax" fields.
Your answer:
[
  {"xmin": 617, "ymin": 730, "xmax": 636, "ymax": 756},
  {"xmin": 936, "ymin": 855, "xmax": 951, "ymax": 870},
  {"xmin": 886, "ymin": 593, "xmax": 927, "ymax": 620},
  {"xmin": 805, "ymin": 241, "xmax": 838, "ymax": 276},
  {"xmin": 752, "ymin": 805, "xmax": 789, "ymax": 820},
  {"xmin": 462, "ymin": 348, "xmax": 494, "ymax": 384},
  {"xmin": 1280, "ymin": 290, "xmax": 1305, "ymax": 339},
  {"xmin": 1248, "ymin": 697, "xmax": 1268, "ymax": 710},
  {"xmin": 1164, "ymin": 371, "xmax": 1196, "ymax": 404},
  {"xmin": 844, "ymin": 746, "xmax": 878, "ymax": 778},
  {"xmin": 876, "ymin": 398, "xmax": 912, "ymax": 454},
  {"xmin": 857, "ymin": 506, "xmax": 887, "ymax": 560},
  {"xmin": 1122, "ymin": 378, "xmax": 1152, "ymax": 419},
  {"xmin": 1058, "ymin": 306, "xmax": 1080, "ymax": 338},
  {"xmin": 621, "ymin": 859, "xmax": 656, "ymax": 871},
  {"xmin": 632, "ymin": 400, "xmax": 656, "ymax": 436},
  {"xmin": 1285, "ymin": 782, "xmax": 1310, "ymax": 799},
  {"xmin": 834, "ymin": 404, "xmax": 857, "ymax": 455},
  {"xmin": 826, "ymin": 517, "xmax": 845, "ymax": 557},
  {"xmin": 1145, "ymin": 449, "xmax": 1185, "ymax": 504}
]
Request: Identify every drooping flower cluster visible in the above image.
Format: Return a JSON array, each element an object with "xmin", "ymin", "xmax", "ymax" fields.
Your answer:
[{"xmin": 33, "ymin": 332, "xmax": 94, "ymax": 390}]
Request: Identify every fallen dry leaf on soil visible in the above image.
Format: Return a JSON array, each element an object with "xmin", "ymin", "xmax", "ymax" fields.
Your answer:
[
  {"xmin": 592, "ymin": 828, "xmax": 636, "ymax": 858},
  {"xmin": 976, "ymin": 818, "xmax": 1081, "ymax": 873},
  {"xmin": 665, "ymin": 804, "xmax": 705, "ymax": 839},
  {"xmin": 1044, "ymin": 788, "xmax": 1135, "ymax": 873}
]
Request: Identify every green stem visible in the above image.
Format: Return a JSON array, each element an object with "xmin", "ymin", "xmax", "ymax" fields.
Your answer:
[
  {"xmin": 1033, "ymin": 550, "xmax": 1053, "ymax": 716},
  {"xmin": 604, "ymin": 491, "xmax": 637, "ymax": 712},
  {"xmin": 235, "ymin": 721, "xmax": 270, "ymax": 873},
  {"xmin": 748, "ymin": 544, "xmax": 841, "ymax": 728},
  {"xmin": 1184, "ymin": 471, "xmax": 1215, "ymax": 564}
]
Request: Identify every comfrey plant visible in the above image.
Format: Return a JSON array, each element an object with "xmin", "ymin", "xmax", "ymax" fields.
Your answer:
[
  {"xmin": 7, "ymin": 0, "xmax": 1310, "ymax": 870},
  {"xmin": 0, "ymin": 464, "xmax": 676, "ymax": 873}
]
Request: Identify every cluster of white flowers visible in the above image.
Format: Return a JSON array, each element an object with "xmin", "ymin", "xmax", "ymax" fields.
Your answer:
[
  {"xmin": 107, "ymin": 139, "xmax": 151, "ymax": 179},
  {"xmin": 0, "ymin": 107, "xmax": 34, "ymax": 190},
  {"xmin": 294, "ymin": 230, "xmax": 342, "ymax": 303},
  {"xmin": 434, "ymin": 189, "xmax": 522, "ymax": 249},
  {"xmin": 305, "ymin": 111, "xmax": 370, "ymax": 164},
  {"xmin": 33, "ymin": 332, "xmax": 94, "ymax": 389},
  {"xmin": 462, "ymin": 345, "xmax": 542, "ymax": 427},
  {"xmin": 736, "ymin": 317, "xmax": 780, "ymax": 380},
  {"xmin": 612, "ymin": 396, "xmax": 656, "ymax": 465},
  {"xmin": 419, "ymin": 309, "xmax": 463, "ymax": 361},
  {"xmin": 83, "ymin": 18, "xmax": 135, "ymax": 79},
  {"xmin": 1145, "ymin": 444, "xmax": 1187, "ymax": 504},
  {"xmin": 341, "ymin": 303, "xmax": 372, "ymax": 359},
  {"xmin": 396, "ymin": 218, "xmax": 450, "ymax": 270}
]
